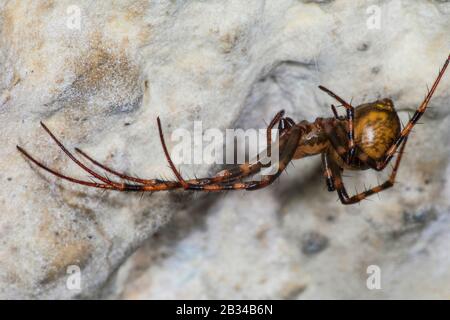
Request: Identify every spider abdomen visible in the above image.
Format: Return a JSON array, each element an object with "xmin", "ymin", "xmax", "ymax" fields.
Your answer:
[{"xmin": 354, "ymin": 101, "xmax": 401, "ymax": 160}]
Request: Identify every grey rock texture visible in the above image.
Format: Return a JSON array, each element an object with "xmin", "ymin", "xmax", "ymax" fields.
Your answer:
[{"xmin": 0, "ymin": 0, "xmax": 449, "ymax": 299}]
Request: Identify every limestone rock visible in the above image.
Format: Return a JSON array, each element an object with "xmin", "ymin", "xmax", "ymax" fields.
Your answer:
[{"xmin": 0, "ymin": 0, "xmax": 449, "ymax": 299}]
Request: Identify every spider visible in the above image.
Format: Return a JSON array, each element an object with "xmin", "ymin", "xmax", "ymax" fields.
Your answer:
[{"xmin": 17, "ymin": 54, "xmax": 449, "ymax": 205}]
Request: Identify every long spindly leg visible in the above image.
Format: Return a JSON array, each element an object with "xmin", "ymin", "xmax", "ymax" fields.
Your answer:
[
  {"xmin": 17, "ymin": 145, "xmax": 117, "ymax": 190},
  {"xmin": 209, "ymin": 115, "xmax": 293, "ymax": 182},
  {"xmin": 373, "ymin": 53, "xmax": 450, "ymax": 170},
  {"xmin": 266, "ymin": 110, "xmax": 285, "ymax": 157},
  {"xmin": 75, "ymin": 146, "xmax": 238, "ymax": 186},
  {"xmin": 188, "ymin": 125, "xmax": 302, "ymax": 191},
  {"xmin": 328, "ymin": 137, "xmax": 408, "ymax": 205},
  {"xmin": 76, "ymin": 110, "xmax": 290, "ymax": 186},
  {"xmin": 265, "ymin": 117, "xmax": 294, "ymax": 161},
  {"xmin": 16, "ymin": 144, "xmax": 182, "ymax": 191},
  {"xmin": 330, "ymin": 104, "xmax": 340, "ymax": 119},
  {"xmin": 17, "ymin": 109, "xmax": 296, "ymax": 192},
  {"xmin": 322, "ymin": 120, "xmax": 352, "ymax": 161},
  {"xmin": 38, "ymin": 122, "xmax": 119, "ymax": 187},
  {"xmin": 75, "ymin": 148, "xmax": 164, "ymax": 185},
  {"xmin": 321, "ymin": 150, "xmax": 335, "ymax": 192},
  {"xmin": 155, "ymin": 110, "xmax": 292, "ymax": 188},
  {"xmin": 18, "ymin": 109, "xmax": 291, "ymax": 192},
  {"xmin": 319, "ymin": 85, "xmax": 355, "ymax": 162},
  {"xmin": 264, "ymin": 110, "xmax": 294, "ymax": 161},
  {"xmin": 17, "ymin": 122, "xmax": 187, "ymax": 191},
  {"xmin": 17, "ymin": 122, "xmax": 187, "ymax": 190},
  {"xmin": 158, "ymin": 123, "xmax": 303, "ymax": 191}
]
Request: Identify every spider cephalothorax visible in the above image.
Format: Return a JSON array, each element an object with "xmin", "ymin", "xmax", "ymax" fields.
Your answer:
[{"xmin": 17, "ymin": 54, "xmax": 449, "ymax": 204}]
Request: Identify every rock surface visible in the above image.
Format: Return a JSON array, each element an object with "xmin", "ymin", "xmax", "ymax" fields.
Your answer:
[{"xmin": 0, "ymin": 0, "xmax": 449, "ymax": 299}]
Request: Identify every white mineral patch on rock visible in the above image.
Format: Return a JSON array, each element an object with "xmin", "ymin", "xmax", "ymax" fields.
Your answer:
[{"xmin": 0, "ymin": 0, "xmax": 449, "ymax": 299}]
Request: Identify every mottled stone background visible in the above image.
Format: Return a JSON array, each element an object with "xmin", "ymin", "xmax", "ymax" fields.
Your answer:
[{"xmin": 0, "ymin": 0, "xmax": 449, "ymax": 299}]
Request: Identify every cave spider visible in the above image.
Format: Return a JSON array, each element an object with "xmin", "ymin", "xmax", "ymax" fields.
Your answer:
[{"xmin": 17, "ymin": 54, "xmax": 449, "ymax": 204}]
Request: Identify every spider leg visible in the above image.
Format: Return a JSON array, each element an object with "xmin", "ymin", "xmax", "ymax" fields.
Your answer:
[
  {"xmin": 330, "ymin": 105, "xmax": 347, "ymax": 121},
  {"xmin": 278, "ymin": 117, "xmax": 295, "ymax": 133},
  {"xmin": 321, "ymin": 150, "xmax": 335, "ymax": 191},
  {"xmin": 267, "ymin": 110, "xmax": 285, "ymax": 157},
  {"xmin": 158, "ymin": 125, "xmax": 302, "ymax": 191},
  {"xmin": 76, "ymin": 109, "xmax": 294, "ymax": 188},
  {"xmin": 38, "ymin": 122, "xmax": 124, "ymax": 187},
  {"xmin": 17, "ymin": 145, "xmax": 116, "ymax": 189},
  {"xmin": 329, "ymin": 137, "xmax": 408, "ymax": 205},
  {"xmin": 18, "ymin": 111, "xmax": 299, "ymax": 192},
  {"xmin": 17, "ymin": 122, "xmax": 185, "ymax": 191},
  {"xmin": 331, "ymin": 104, "xmax": 340, "ymax": 119},
  {"xmin": 156, "ymin": 117, "xmax": 254, "ymax": 187},
  {"xmin": 75, "ymin": 148, "xmax": 165, "ymax": 185},
  {"xmin": 75, "ymin": 146, "xmax": 251, "ymax": 187},
  {"xmin": 189, "ymin": 125, "xmax": 302, "ymax": 191},
  {"xmin": 266, "ymin": 116, "xmax": 293, "ymax": 160},
  {"xmin": 265, "ymin": 110, "xmax": 296, "ymax": 158},
  {"xmin": 210, "ymin": 116, "xmax": 293, "ymax": 182},
  {"xmin": 373, "ymin": 53, "xmax": 449, "ymax": 170},
  {"xmin": 157, "ymin": 117, "xmax": 190, "ymax": 189},
  {"xmin": 318, "ymin": 85, "xmax": 355, "ymax": 163},
  {"xmin": 285, "ymin": 117, "xmax": 295, "ymax": 127},
  {"xmin": 322, "ymin": 120, "xmax": 352, "ymax": 161},
  {"xmin": 156, "ymin": 111, "xmax": 294, "ymax": 188},
  {"xmin": 20, "ymin": 111, "xmax": 292, "ymax": 192},
  {"xmin": 16, "ymin": 145, "xmax": 182, "ymax": 191}
]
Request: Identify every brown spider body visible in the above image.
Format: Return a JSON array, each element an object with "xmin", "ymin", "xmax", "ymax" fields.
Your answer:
[
  {"xmin": 17, "ymin": 54, "xmax": 449, "ymax": 205},
  {"xmin": 291, "ymin": 119, "xmax": 330, "ymax": 159},
  {"xmin": 291, "ymin": 98, "xmax": 401, "ymax": 166}
]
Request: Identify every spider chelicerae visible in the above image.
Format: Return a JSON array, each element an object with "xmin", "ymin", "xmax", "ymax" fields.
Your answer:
[{"xmin": 17, "ymin": 53, "xmax": 449, "ymax": 204}]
